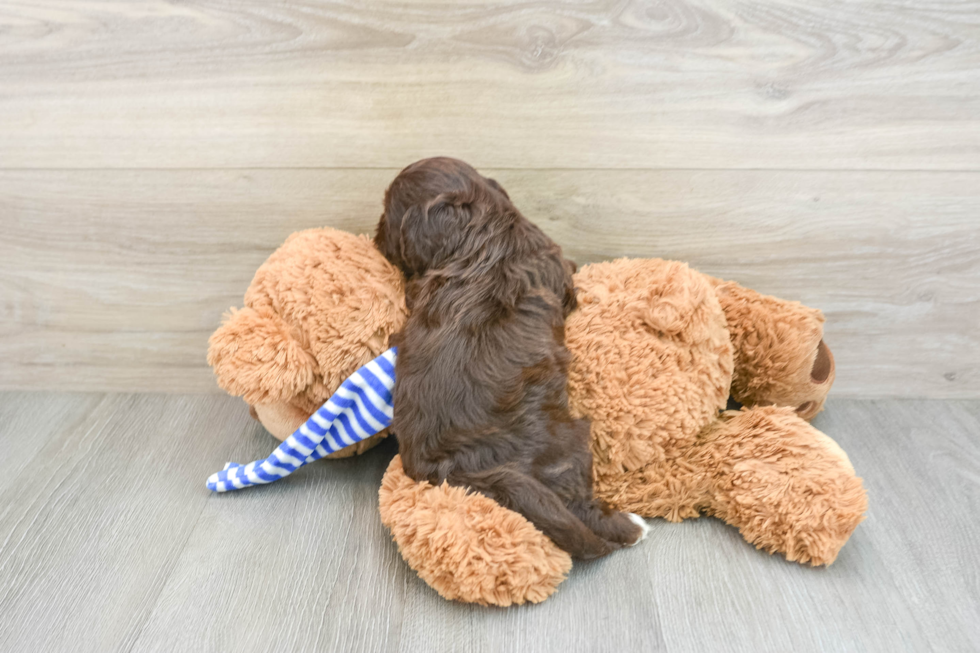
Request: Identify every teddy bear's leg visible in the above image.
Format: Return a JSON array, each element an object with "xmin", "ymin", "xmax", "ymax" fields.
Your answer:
[
  {"xmin": 691, "ymin": 406, "xmax": 866, "ymax": 566},
  {"xmin": 708, "ymin": 278, "xmax": 835, "ymax": 420},
  {"xmin": 378, "ymin": 456, "xmax": 572, "ymax": 606}
]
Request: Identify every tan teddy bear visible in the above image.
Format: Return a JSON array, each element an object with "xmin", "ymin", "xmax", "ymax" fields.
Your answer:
[
  {"xmin": 209, "ymin": 228, "xmax": 407, "ymax": 456},
  {"xmin": 209, "ymin": 227, "xmax": 866, "ymax": 607}
]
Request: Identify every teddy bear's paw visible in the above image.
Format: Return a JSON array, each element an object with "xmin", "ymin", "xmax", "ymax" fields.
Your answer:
[{"xmin": 626, "ymin": 513, "xmax": 651, "ymax": 545}]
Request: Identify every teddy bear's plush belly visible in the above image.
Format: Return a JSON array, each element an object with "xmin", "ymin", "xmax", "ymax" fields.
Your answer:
[{"xmin": 565, "ymin": 258, "xmax": 734, "ymax": 512}]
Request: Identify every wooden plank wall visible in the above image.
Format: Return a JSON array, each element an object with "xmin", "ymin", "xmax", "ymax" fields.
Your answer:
[{"xmin": 1, "ymin": 1, "xmax": 978, "ymax": 397}]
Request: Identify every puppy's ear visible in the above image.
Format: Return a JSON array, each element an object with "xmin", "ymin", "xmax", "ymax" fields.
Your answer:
[
  {"xmin": 561, "ymin": 258, "xmax": 578, "ymax": 315},
  {"xmin": 398, "ymin": 193, "xmax": 470, "ymax": 275},
  {"xmin": 484, "ymin": 177, "xmax": 510, "ymax": 200},
  {"xmin": 374, "ymin": 211, "xmax": 402, "ymax": 268}
]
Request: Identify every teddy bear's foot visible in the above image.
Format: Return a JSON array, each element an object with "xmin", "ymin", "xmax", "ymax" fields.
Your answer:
[
  {"xmin": 378, "ymin": 455, "xmax": 572, "ymax": 606},
  {"xmin": 697, "ymin": 406, "xmax": 866, "ymax": 566},
  {"xmin": 795, "ymin": 339, "xmax": 835, "ymax": 420}
]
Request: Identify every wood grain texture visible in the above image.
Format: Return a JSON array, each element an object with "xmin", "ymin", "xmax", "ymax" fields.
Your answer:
[
  {"xmin": 1, "ymin": 0, "xmax": 977, "ymax": 396},
  {"xmin": 0, "ymin": 0, "xmax": 979, "ymax": 170},
  {"xmin": 2, "ymin": 168, "xmax": 977, "ymax": 397},
  {"xmin": 0, "ymin": 392, "xmax": 259, "ymax": 653},
  {"xmin": 0, "ymin": 394, "xmax": 978, "ymax": 652},
  {"xmin": 0, "ymin": 392, "xmax": 103, "ymax": 494}
]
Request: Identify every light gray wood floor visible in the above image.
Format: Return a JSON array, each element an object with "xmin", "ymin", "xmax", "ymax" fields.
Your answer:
[{"xmin": 1, "ymin": 394, "xmax": 978, "ymax": 652}]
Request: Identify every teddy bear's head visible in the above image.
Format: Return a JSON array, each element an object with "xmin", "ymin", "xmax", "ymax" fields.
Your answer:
[{"xmin": 208, "ymin": 228, "xmax": 408, "ymax": 453}]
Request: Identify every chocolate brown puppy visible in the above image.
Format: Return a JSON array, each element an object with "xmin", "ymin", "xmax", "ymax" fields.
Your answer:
[{"xmin": 375, "ymin": 157, "xmax": 646, "ymax": 559}]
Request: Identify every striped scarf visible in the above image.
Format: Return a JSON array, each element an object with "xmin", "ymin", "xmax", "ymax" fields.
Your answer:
[{"xmin": 207, "ymin": 348, "xmax": 397, "ymax": 493}]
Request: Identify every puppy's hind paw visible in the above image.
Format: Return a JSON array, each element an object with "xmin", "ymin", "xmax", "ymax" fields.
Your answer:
[{"xmin": 626, "ymin": 513, "xmax": 650, "ymax": 546}]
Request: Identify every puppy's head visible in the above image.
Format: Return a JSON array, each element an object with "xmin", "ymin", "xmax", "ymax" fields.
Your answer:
[{"xmin": 375, "ymin": 157, "xmax": 512, "ymax": 278}]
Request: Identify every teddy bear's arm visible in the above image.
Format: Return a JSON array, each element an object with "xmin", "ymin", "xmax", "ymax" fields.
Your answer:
[{"xmin": 691, "ymin": 405, "xmax": 866, "ymax": 566}]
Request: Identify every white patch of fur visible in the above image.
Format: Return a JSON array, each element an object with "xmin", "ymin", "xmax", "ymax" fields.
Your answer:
[{"xmin": 626, "ymin": 513, "xmax": 650, "ymax": 545}]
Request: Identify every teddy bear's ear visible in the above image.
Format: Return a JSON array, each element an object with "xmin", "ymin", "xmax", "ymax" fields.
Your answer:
[{"xmin": 207, "ymin": 307, "xmax": 317, "ymax": 405}]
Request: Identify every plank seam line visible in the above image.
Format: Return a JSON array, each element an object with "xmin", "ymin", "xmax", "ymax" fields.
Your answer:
[{"xmin": 123, "ymin": 498, "xmax": 210, "ymax": 653}]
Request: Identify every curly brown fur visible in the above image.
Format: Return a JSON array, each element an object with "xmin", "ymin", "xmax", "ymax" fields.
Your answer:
[{"xmin": 375, "ymin": 158, "xmax": 643, "ymax": 559}]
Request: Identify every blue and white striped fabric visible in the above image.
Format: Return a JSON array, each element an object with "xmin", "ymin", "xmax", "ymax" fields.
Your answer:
[{"xmin": 207, "ymin": 348, "xmax": 397, "ymax": 493}]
